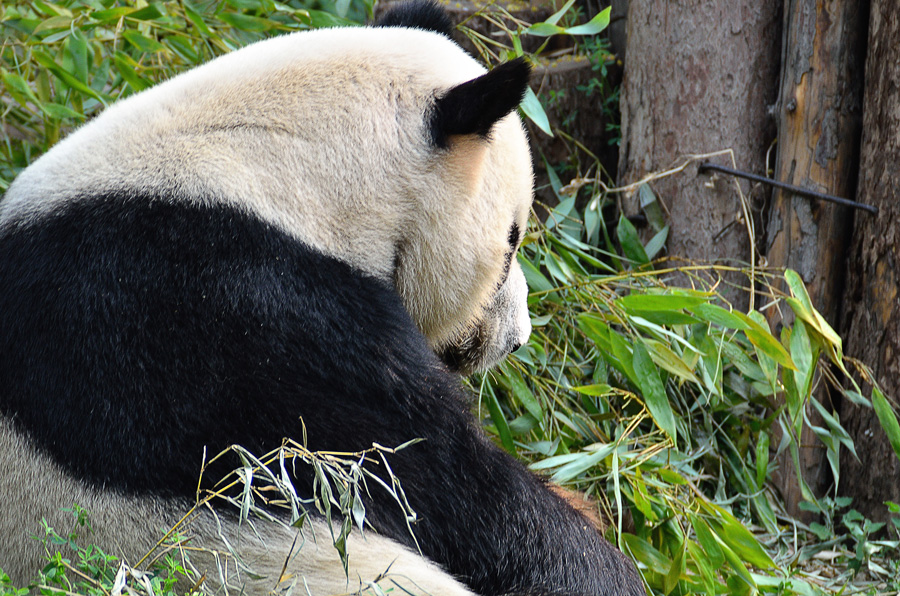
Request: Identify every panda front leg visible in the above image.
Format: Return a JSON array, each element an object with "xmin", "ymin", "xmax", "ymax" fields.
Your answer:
[
  {"xmin": 258, "ymin": 273, "xmax": 646, "ymax": 596},
  {"xmin": 317, "ymin": 376, "xmax": 647, "ymax": 596}
]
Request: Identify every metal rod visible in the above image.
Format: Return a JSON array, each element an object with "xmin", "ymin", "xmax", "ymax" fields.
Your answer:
[{"xmin": 698, "ymin": 162, "xmax": 878, "ymax": 215}]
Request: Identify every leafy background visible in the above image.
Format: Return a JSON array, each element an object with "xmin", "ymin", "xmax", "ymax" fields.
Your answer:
[{"xmin": 2, "ymin": 1, "xmax": 900, "ymax": 595}]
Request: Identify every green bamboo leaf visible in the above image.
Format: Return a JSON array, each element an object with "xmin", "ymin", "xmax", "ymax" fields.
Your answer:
[
  {"xmin": 40, "ymin": 102, "xmax": 85, "ymax": 120},
  {"xmin": 89, "ymin": 7, "xmax": 137, "ymax": 22},
  {"xmin": 688, "ymin": 515, "xmax": 724, "ymax": 568},
  {"xmin": 624, "ymin": 309, "xmax": 699, "ymax": 326},
  {"xmin": 690, "ymin": 303, "xmax": 750, "ymax": 330},
  {"xmin": 741, "ymin": 312, "xmax": 796, "ymax": 370},
  {"xmin": 785, "ymin": 269, "xmax": 843, "ymax": 350},
  {"xmin": 755, "ymin": 430, "xmax": 770, "ymax": 487},
  {"xmin": 633, "ymin": 342, "xmax": 677, "ymax": 444},
  {"xmin": 644, "ymin": 340, "xmax": 701, "ymax": 385},
  {"xmin": 621, "ymin": 534, "xmax": 672, "ymax": 574},
  {"xmin": 218, "ymin": 12, "xmax": 276, "ymax": 32},
  {"xmin": 128, "ymin": 3, "xmax": 166, "ymax": 21},
  {"xmin": 503, "ymin": 364, "xmax": 543, "ymax": 421},
  {"xmin": 609, "ymin": 330, "xmax": 639, "ymax": 387},
  {"xmin": 32, "ymin": 15, "xmax": 73, "ymax": 34},
  {"xmin": 873, "ymin": 386, "xmax": 900, "ymax": 462},
  {"xmin": 32, "ymin": 2, "xmax": 73, "ymax": 18},
  {"xmin": 643, "ymin": 225, "xmax": 668, "ymax": 260},
  {"xmin": 520, "ymin": 87, "xmax": 553, "ymax": 137},
  {"xmin": 530, "ymin": 452, "xmax": 582, "ymax": 471},
  {"xmin": 113, "ymin": 51, "xmax": 150, "ymax": 93},
  {"xmin": 549, "ymin": 443, "xmax": 615, "ymax": 483},
  {"xmin": 67, "ymin": 29, "xmax": 89, "ymax": 84},
  {"xmin": 663, "ymin": 540, "xmax": 686, "ymax": 595},
  {"xmin": 122, "ymin": 30, "xmax": 166, "ymax": 54},
  {"xmin": 718, "ymin": 341, "xmax": 768, "ymax": 383},
  {"xmin": 32, "ymin": 49, "xmax": 107, "ymax": 105},
  {"xmin": 577, "ymin": 314, "xmax": 611, "ymax": 352},
  {"xmin": 630, "ymin": 471, "xmax": 656, "ymax": 522},
  {"xmin": 563, "ymin": 7, "xmax": 611, "ymax": 35},
  {"xmin": 544, "ymin": 252, "xmax": 573, "ymax": 283},
  {"xmin": 183, "ymin": 2, "xmax": 214, "ymax": 37},
  {"xmin": 306, "ymin": 10, "xmax": 358, "ymax": 28},
  {"xmin": 716, "ymin": 516, "xmax": 775, "ymax": 570},
  {"xmin": 165, "ymin": 35, "xmax": 201, "ymax": 63},
  {"xmin": 616, "ymin": 214, "xmax": 649, "ymax": 266},
  {"xmin": 543, "ymin": 0, "xmax": 577, "ymax": 26},
  {"xmin": 525, "ymin": 22, "xmax": 566, "ymax": 36},
  {"xmin": 718, "ymin": 541, "xmax": 755, "ymax": 590},
  {"xmin": 790, "ymin": 320, "xmax": 815, "ymax": 400},
  {"xmin": 685, "ymin": 541, "xmax": 717, "ymax": 595},
  {"xmin": 483, "ymin": 385, "xmax": 515, "ymax": 454},
  {"xmin": 619, "ymin": 293, "xmax": 708, "ymax": 311},
  {"xmin": 784, "ymin": 269, "xmax": 814, "ymax": 314},
  {"xmin": 750, "ymin": 574, "xmax": 819, "ymax": 596},
  {"xmin": 637, "ymin": 183, "xmax": 666, "ymax": 231},
  {"xmin": 571, "ymin": 384, "xmax": 613, "ymax": 396},
  {"xmin": 2, "ymin": 70, "xmax": 40, "ymax": 108}
]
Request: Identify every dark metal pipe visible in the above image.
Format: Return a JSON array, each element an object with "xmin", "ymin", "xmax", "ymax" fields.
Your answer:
[{"xmin": 698, "ymin": 162, "xmax": 878, "ymax": 215}]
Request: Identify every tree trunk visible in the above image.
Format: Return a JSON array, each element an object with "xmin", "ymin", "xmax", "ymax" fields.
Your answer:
[
  {"xmin": 618, "ymin": 0, "xmax": 781, "ymax": 308},
  {"xmin": 839, "ymin": 0, "xmax": 900, "ymax": 523},
  {"xmin": 764, "ymin": 0, "xmax": 866, "ymax": 519}
]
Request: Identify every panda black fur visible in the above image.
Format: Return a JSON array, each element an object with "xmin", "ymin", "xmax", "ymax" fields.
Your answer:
[{"xmin": 0, "ymin": 2, "xmax": 644, "ymax": 595}]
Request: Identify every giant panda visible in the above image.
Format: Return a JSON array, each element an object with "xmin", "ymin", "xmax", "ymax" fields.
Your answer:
[{"xmin": 0, "ymin": 2, "xmax": 645, "ymax": 595}]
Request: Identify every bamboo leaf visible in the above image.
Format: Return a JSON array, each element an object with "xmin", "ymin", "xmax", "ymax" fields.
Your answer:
[
  {"xmin": 616, "ymin": 214, "xmax": 649, "ymax": 266},
  {"xmin": 618, "ymin": 293, "xmax": 708, "ymax": 311},
  {"xmin": 633, "ymin": 342, "xmax": 677, "ymax": 444},
  {"xmin": 525, "ymin": 22, "xmax": 566, "ymax": 36},
  {"xmin": 543, "ymin": 0, "xmax": 577, "ymax": 26},
  {"xmin": 483, "ymin": 385, "xmax": 515, "ymax": 454},
  {"xmin": 690, "ymin": 303, "xmax": 750, "ymax": 330},
  {"xmin": 520, "ymin": 87, "xmax": 553, "ymax": 136},
  {"xmin": 643, "ymin": 225, "xmax": 669, "ymax": 260},
  {"xmin": 571, "ymin": 384, "xmax": 613, "ymax": 396},
  {"xmin": 873, "ymin": 386, "xmax": 900, "ymax": 462},
  {"xmin": 549, "ymin": 443, "xmax": 616, "ymax": 483},
  {"xmin": 503, "ymin": 364, "xmax": 543, "ymax": 421},
  {"xmin": 742, "ymin": 311, "xmax": 796, "ymax": 370},
  {"xmin": 790, "ymin": 320, "xmax": 815, "ymax": 400},
  {"xmin": 32, "ymin": 49, "xmax": 107, "ymax": 104},
  {"xmin": 564, "ymin": 7, "xmax": 611, "ymax": 35}
]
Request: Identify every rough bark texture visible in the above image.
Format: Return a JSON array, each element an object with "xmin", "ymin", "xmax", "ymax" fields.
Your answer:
[
  {"xmin": 765, "ymin": 0, "xmax": 866, "ymax": 519},
  {"xmin": 618, "ymin": 1, "xmax": 781, "ymax": 307},
  {"xmin": 839, "ymin": 0, "xmax": 900, "ymax": 523}
]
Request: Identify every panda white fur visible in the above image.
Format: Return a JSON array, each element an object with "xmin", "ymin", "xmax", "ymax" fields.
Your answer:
[{"xmin": 0, "ymin": 2, "xmax": 644, "ymax": 595}]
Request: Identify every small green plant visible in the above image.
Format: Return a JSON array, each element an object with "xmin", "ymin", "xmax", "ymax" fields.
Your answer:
[
  {"xmin": 802, "ymin": 497, "xmax": 900, "ymax": 583},
  {"xmin": 475, "ymin": 176, "xmax": 900, "ymax": 595},
  {"xmin": 0, "ymin": 505, "xmax": 196, "ymax": 596}
]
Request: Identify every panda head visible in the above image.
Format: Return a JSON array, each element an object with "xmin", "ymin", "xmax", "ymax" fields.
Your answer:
[
  {"xmin": 1, "ymin": 1, "xmax": 534, "ymax": 374},
  {"xmin": 371, "ymin": 1, "xmax": 535, "ymax": 373}
]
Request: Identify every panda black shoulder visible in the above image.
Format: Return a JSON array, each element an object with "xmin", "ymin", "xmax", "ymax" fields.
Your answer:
[{"xmin": 374, "ymin": 0, "xmax": 454, "ymax": 38}]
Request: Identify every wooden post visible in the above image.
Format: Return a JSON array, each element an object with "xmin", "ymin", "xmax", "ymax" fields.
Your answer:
[
  {"xmin": 618, "ymin": 0, "xmax": 781, "ymax": 308},
  {"xmin": 765, "ymin": 0, "xmax": 866, "ymax": 517},
  {"xmin": 838, "ymin": 0, "xmax": 900, "ymax": 523}
]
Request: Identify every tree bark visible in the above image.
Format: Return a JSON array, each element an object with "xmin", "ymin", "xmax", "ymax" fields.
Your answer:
[
  {"xmin": 764, "ymin": 0, "xmax": 866, "ymax": 519},
  {"xmin": 839, "ymin": 0, "xmax": 900, "ymax": 523},
  {"xmin": 618, "ymin": 0, "xmax": 781, "ymax": 308}
]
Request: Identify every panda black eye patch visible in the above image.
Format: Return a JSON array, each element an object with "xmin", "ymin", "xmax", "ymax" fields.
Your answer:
[{"xmin": 508, "ymin": 222, "xmax": 521, "ymax": 249}]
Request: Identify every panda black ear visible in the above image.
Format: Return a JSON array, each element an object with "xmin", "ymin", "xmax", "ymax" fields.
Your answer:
[
  {"xmin": 374, "ymin": 0, "xmax": 454, "ymax": 38},
  {"xmin": 430, "ymin": 58, "xmax": 532, "ymax": 149}
]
